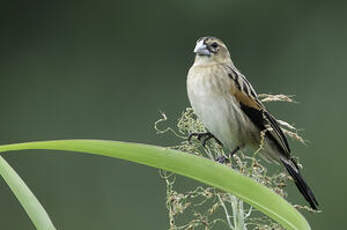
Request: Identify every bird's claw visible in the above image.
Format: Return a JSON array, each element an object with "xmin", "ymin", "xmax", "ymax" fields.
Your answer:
[
  {"xmin": 215, "ymin": 156, "xmax": 229, "ymax": 164},
  {"xmin": 188, "ymin": 132, "xmax": 211, "ymax": 146},
  {"xmin": 188, "ymin": 132, "xmax": 222, "ymax": 147},
  {"xmin": 215, "ymin": 147, "xmax": 241, "ymax": 164}
]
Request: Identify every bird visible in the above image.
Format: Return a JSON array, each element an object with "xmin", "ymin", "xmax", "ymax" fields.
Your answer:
[{"xmin": 186, "ymin": 36, "xmax": 319, "ymax": 210}]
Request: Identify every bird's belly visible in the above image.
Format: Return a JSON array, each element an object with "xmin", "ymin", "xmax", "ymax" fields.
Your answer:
[{"xmin": 188, "ymin": 78, "xmax": 247, "ymax": 150}]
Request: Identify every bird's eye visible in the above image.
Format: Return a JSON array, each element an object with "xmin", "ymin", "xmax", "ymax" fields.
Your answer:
[{"xmin": 211, "ymin": 42, "xmax": 219, "ymax": 48}]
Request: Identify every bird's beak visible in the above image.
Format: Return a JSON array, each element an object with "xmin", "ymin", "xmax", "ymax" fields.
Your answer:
[{"xmin": 193, "ymin": 40, "xmax": 210, "ymax": 56}]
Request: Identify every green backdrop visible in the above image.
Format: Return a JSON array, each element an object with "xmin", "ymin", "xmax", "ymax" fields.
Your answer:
[{"xmin": 1, "ymin": 0, "xmax": 346, "ymax": 229}]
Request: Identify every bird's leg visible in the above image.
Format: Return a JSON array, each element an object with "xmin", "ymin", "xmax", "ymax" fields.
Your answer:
[
  {"xmin": 187, "ymin": 132, "xmax": 211, "ymax": 145},
  {"xmin": 229, "ymin": 146, "xmax": 241, "ymax": 157},
  {"xmin": 216, "ymin": 146, "xmax": 241, "ymax": 164},
  {"xmin": 202, "ymin": 133, "xmax": 223, "ymax": 147},
  {"xmin": 188, "ymin": 132, "xmax": 222, "ymax": 147}
]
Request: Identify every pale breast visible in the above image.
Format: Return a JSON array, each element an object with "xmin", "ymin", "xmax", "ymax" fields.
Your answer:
[{"xmin": 187, "ymin": 65, "xmax": 248, "ymax": 150}]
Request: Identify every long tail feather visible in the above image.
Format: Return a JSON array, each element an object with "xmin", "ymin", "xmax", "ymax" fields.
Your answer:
[{"xmin": 281, "ymin": 158, "xmax": 319, "ymax": 210}]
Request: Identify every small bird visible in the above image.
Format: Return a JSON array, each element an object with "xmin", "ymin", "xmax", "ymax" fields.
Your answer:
[{"xmin": 186, "ymin": 36, "xmax": 319, "ymax": 210}]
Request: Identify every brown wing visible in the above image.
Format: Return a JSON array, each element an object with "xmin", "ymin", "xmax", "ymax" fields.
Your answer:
[{"xmin": 226, "ymin": 65, "xmax": 291, "ymax": 156}]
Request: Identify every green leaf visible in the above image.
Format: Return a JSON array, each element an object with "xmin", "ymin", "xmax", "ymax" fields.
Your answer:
[
  {"xmin": 0, "ymin": 156, "xmax": 56, "ymax": 230},
  {"xmin": 0, "ymin": 139, "xmax": 310, "ymax": 230}
]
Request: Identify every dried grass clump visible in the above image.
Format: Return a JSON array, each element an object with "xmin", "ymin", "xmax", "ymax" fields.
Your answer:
[{"xmin": 155, "ymin": 94, "xmax": 312, "ymax": 230}]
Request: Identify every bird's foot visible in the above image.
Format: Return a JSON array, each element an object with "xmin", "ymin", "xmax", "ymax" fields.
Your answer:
[
  {"xmin": 215, "ymin": 155, "xmax": 230, "ymax": 164},
  {"xmin": 188, "ymin": 132, "xmax": 222, "ymax": 147},
  {"xmin": 215, "ymin": 146, "xmax": 241, "ymax": 164}
]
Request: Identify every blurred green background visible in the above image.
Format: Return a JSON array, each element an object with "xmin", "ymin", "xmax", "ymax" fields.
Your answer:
[{"xmin": 1, "ymin": 0, "xmax": 346, "ymax": 229}]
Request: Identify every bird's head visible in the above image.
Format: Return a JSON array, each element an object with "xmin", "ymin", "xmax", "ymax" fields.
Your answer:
[{"xmin": 193, "ymin": 36, "xmax": 231, "ymax": 65}]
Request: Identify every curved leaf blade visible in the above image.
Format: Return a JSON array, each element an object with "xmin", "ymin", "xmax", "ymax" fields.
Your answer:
[
  {"xmin": 0, "ymin": 156, "xmax": 56, "ymax": 230},
  {"xmin": 0, "ymin": 139, "xmax": 310, "ymax": 230}
]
